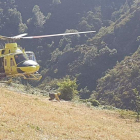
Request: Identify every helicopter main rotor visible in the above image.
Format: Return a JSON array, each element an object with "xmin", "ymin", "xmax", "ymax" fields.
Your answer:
[
  {"xmin": 0, "ymin": 31, "xmax": 96, "ymax": 42},
  {"xmin": 0, "ymin": 33, "xmax": 28, "ymax": 43}
]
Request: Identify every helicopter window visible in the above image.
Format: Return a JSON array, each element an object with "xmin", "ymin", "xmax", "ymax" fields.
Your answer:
[
  {"xmin": 4, "ymin": 59, "xmax": 7, "ymax": 66},
  {"xmin": 26, "ymin": 52, "xmax": 37, "ymax": 62},
  {"xmin": 2, "ymin": 50, "xmax": 5, "ymax": 54},
  {"xmin": 14, "ymin": 54, "xmax": 27, "ymax": 64},
  {"xmin": 10, "ymin": 58, "xmax": 15, "ymax": 66}
]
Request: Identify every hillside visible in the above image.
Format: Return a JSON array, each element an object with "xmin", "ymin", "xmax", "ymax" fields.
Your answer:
[
  {"xmin": 0, "ymin": 0, "xmax": 128, "ymax": 91},
  {"xmin": 94, "ymin": 48, "xmax": 140, "ymax": 110},
  {"xmin": 0, "ymin": 86, "xmax": 140, "ymax": 140},
  {"xmin": 0, "ymin": 0, "xmax": 140, "ymax": 111}
]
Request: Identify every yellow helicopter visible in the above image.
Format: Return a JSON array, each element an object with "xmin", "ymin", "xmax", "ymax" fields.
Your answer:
[{"xmin": 0, "ymin": 31, "xmax": 95, "ymax": 81}]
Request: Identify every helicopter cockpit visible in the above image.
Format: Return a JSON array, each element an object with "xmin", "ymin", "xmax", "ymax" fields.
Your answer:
[{"xmin": 14, "ymin": 51, "xmax": 39, "ymax": 71}]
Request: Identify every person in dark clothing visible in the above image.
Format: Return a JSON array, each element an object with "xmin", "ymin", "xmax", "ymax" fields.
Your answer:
[{"xmin": 49, "ymin": 92, "xmax": 61, "ymax": 101}]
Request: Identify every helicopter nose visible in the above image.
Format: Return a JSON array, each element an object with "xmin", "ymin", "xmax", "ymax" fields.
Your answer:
[
  {"xmin": 17, "ymin": 60, "xmax": 40, "ymax": 73},
  {"xmin": 22, "ymin": 60, "xmax": 38, "ymax": 66}
]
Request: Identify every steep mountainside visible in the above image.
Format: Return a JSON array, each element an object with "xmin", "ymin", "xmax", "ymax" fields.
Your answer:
[
  {"xmin": 0, "ymin": 86, "xmax": 140, "ymax": 139},
  {"xmin": 94, "ymin": 47, "xmax": 140, "ymax": 110},
  {"xmin": 43, "ymin": 0, "xmax": 140, "ymax": 92},
  {"xmin": 0, "ymin": 0, "xmax": 140, "ymax": 109}
]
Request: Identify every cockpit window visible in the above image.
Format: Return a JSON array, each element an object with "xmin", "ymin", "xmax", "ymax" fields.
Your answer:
[
  {"xmin": 26, "ymin": 52, "xmax": 37, "ymax": 62},
  {"xmin": 14, "ymin": 53, "xmax": 28, "ymax": 64}
]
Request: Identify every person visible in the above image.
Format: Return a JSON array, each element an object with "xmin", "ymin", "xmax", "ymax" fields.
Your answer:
[{"xmin": 49, "ymin": 92, "xmax": 61, "ymax": 101}]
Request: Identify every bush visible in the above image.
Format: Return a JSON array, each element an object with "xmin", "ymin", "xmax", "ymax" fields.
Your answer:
[
  {"xmin": 88, "ymin": 99, "xmax": 100, "ymax": 106},
  {"xmin": 57, "ymin": 76, "xmax": 78, "ymax": 100}
]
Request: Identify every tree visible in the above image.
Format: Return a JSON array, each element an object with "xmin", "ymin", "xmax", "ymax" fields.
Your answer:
[
  {"xmin": 57, "ymin": 76, "xmax": 78, "ymax": 100},
  {"xmin": 18, "ymin": 23, "xmax": 28, "ymax": 33},
  {"xmin": 32, "ymin": 5, "xmax": 46, "ymax": 28},
  {"xmin": 8, "ymin": 8, "xmax": 22, "ymax": 25},
  {"xmin": 78, "ymin": 10, "xmax": 102, "ymax": 31},
  {"xmin": 27, "ymin": 5, "xmax": 51, "ymax": 29},
  {"xmin": 4, "ymin": 8, "xmax": 27, "ymax": 34}
]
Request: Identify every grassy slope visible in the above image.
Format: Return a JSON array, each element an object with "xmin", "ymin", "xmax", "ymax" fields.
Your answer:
[{"xmin": 0, "ymin": 87, "xmax": 140, "ymax": 140}]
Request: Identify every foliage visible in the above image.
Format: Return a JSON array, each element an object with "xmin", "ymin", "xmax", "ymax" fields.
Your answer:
[
  {"xmin": 58, "ymin": 29, "xmax": 80, "ymax": 51},
  {"xmin": 78, "ymin": 10, "xmax": 102, "ymax": 31},
  {"xmin": 51, "ymin": 48, "xmax": 63, "ymax": 62},
  {"xmin": 57, "ymin": 76, "xmax": 78, "ymax": 100},
  {"xmin": 18, "ymin": 23, "xmax": 28, "ymax": 33},
  {"xmin": 27, "ymin": 5, "xmax": 51, "ymax": 32},
  {"xmin": 88, "ymin": 98, "xmax": 100, "ymax": 106},
  {"xmin": 95, "ymin": 48, "xmax": 140, "ymax": 110},
  {"xmin": 32, "ymin": 5, "xmax": 46, "ymax": 28},
  {"xmin": 111, "ymin": 1, "xmax": 130, "ymax": 21},
  {"xmin": 8, "ymin": 8, "xmax": 22, "ymax": 25}
]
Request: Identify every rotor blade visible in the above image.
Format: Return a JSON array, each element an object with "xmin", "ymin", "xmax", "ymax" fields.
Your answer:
[
  {"xmin": 0, "ymin": 33, "xmax": 28, "ymax": 40},
  {"xmin": 11, "ymin": 33, "xmax": 28, "ymax": 39},
  {"xmin": 21, "ymin": 31, "xmax": 96, "ymax": 39},
  {"xmin": 0, "ymin": 35, "xmax": 10, "ymax": 40}
]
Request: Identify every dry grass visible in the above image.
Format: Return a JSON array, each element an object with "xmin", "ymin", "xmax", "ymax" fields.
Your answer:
[{"xmin": 0, "ymin": 87, "xmax": 140, "ymax": 140}]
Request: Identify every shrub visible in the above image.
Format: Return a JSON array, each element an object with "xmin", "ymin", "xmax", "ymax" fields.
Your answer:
[
  {"xmin": 88, "ymin": 99, "xmax": 100, "ymax": 106},
  {"xmin": 57, "ymin": 76, "xmax": 78, "ymax": 100}
]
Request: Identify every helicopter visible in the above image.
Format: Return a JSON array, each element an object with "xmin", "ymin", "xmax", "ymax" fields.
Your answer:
[{"xmin": 0, "ymin": 31, "xmax": 96, "ymax": 81}]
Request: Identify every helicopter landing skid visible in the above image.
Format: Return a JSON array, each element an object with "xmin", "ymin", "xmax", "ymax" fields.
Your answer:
[
  {"xmin": 4, "ymin": 73, "xmax": 42, "ymax": 81},
  {"xmin": 20, "ymin": 73, "xmax": 42, "ymax": 81},
  {"xmin": 0, "ymin": 77, "xmax": 13, "ymax": 84}
]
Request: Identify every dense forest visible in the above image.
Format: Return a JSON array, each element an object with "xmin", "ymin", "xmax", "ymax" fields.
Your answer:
[{"xmin": 0, "ymin": 0, "xmax": 140, "ymax": 111}]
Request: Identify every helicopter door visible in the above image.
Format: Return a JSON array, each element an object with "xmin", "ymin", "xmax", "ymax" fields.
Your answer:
[
  {"xmin": 4, "ymin": 55, "xmax": 16, "ymax": 75},
  {"xmin": 4, "ymin": 56, "xmax": 9, "ymax": 75},
  {"xmin": 10, "ymin": 58, "xmax": 14, "ymax": 71}
]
